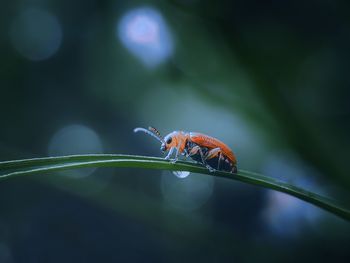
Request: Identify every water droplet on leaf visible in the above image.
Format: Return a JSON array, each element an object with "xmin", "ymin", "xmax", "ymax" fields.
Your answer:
[{"xmin": 172, "ymin": 171, "xmax": 190, "ymax": 178}]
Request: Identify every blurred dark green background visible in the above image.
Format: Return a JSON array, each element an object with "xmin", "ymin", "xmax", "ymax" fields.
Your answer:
[{"xmin": 1, "ymin": 0, "xmax": 350, "ymax": 262}]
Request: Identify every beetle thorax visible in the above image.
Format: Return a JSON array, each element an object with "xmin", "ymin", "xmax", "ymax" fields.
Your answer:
[{"xmin": 163, "ymin": 131, "xmax": 188, "ymax": 152}]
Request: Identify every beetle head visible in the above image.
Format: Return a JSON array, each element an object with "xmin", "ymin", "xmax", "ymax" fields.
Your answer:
[{"xmin": 161, "ymin": 133, "xmax": 174, "ymax": 152}]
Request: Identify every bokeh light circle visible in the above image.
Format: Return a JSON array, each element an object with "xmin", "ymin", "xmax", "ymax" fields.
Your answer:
[
  {"xmin": 261, "ymin": 152, "xmax": 323, "ymax": 237},
  {"xmin": 161, "ymin": 172, "xmax": 214, "ymax": 211},
  {"xmin": 48, "ymin": 124, "xmax": 103, "ymax": 178},
  {"xmin": 0, "ymin": 242, "xmax": 13, "ymax": 263},
  {"xmin": 10, "ymin": 8, "xmax": 62, "ymax": 61},
  {"xmin": 117, "ymin": 7, "xmax": 173, "ymax": 67}
]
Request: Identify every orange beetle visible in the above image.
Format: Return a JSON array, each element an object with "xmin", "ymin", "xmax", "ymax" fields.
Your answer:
[{"xmin": 134, "ymin": 127, "xmax": 237, "ymax": 173}]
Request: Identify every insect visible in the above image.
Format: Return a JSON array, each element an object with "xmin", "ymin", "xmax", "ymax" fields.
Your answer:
[{"xmin": 134, "ymin": 126, "xmax": 237, "ymax": 173}]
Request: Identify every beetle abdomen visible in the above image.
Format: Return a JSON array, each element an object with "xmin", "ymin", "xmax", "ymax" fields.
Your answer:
[
  {"xmin": 185, "ymin": 140, "xmax": 237, "ymax": 173},
  {"xmin": 206, "ymin": 155, "xmax": 237, "ymax": 173}
]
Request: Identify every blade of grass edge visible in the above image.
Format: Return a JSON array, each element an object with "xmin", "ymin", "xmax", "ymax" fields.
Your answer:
[{"xmin": 0, "ymin": 155, "xmax": 349, "ymax": 221}]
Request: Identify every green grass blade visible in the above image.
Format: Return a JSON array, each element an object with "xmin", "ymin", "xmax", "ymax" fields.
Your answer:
[
  {"xmin": 0, "ymin": 154, "xmax": 159, "ymax": 169},
  {"xmin": 0, "ymin": 154, "xmax": 349, "ymax": 221}
]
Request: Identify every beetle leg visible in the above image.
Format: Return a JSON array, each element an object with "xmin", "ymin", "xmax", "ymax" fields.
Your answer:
[
  {"xmin": 206, "ymin": 148, "xmax": 221, "ymax": 159},
  {"xmin": 165, "ymin": 147, "xmax": 175, "ymax": 160},
  {"xmin": 171, "ymin": 137, "xmax": 187, "ymax": 163},
  {"xmin": 188, "ymin": 145, "xmax": 206, "ymax": 164},
  {"xmin": 205, "ymin": 148, "xmax": 223, "ymax": 172},
  {"xmin": 192, "ymin": 146, "xmax": 217, "ymax": 172},
  {"xmin": 188, "ymin": 145, "xmax": 199, "ymax": 156},
  {"xmin": 217, "ymin": 152, "xmax": 224, "ymax": 170},
  {"xmin": 170, "ymin": 147, "xmax": 180, "ymax": 163}
]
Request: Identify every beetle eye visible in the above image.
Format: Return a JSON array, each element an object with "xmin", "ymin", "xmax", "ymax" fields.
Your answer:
[{"xmin": 166, "ymin": 138, "xmax": 172, "ymax": 144}]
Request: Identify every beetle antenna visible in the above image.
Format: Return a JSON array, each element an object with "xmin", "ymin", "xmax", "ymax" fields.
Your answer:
[
  {"xmin": 134, "ymin": 127, "xmax": 165, "ymax": 144},
  {"xmin": 148, "ymin": 126, "xmax": 162, "ymax": 139}
]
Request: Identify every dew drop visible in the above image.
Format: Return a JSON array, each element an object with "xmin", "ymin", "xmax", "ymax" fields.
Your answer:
[{"xmin": 172, "ymin": 171, "xmax": 190, "ymax": 178}]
